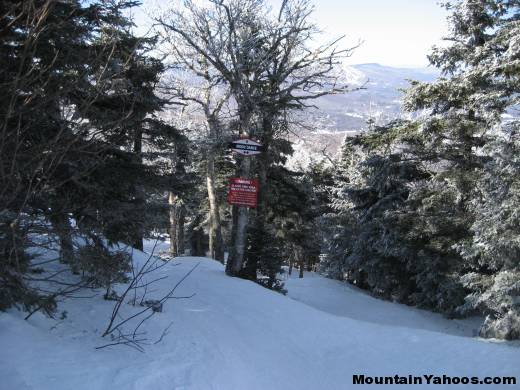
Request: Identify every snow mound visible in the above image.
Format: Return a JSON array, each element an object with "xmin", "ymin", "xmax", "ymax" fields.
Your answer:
[{"xmin": 1, "ymin": 249, "xmax": 519, "ymax": 390}]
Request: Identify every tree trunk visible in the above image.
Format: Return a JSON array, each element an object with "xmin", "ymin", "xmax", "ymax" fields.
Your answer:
[
  {"xmin": 226, "ymin": 205, "xmax": 239, "ymax": 274},
  {"xmin": 228, "ymin": 191, "xmax": 250, "ymax": 275},
  {"xmin": 206, "ymin": 118, "xmax": 225, "ymax": 263},
  {"xmin": 242, "ymin": 112, "xmax": 272, "ymax": 279},
  {"xmin": 49, "ymin": 211, "xmax": 76, "ymax": 272},
  {"xmin": 226, "ymin": 108, "xmax": 253, "ymax": 276},
  {"xmin": 298, "ymin": 247, "xmax": 304, "ymax": 279},
  {"xmin": 177, "ymin": 206, "xmax": 185, "ymax": 255},
  {"xmin": 241, "ymin": 151, "xmax": 269, "ymax": 280},
  {"xmin": 168, "ymin": 192, "xmax": 185, "ymax": 256},
  {"xmin": 132, "ymin": 127, "xmax": 144, "ymax": 251},
  {"xmin": 187, "ymin": 214, "xmax": 206, "ymax": 256}
]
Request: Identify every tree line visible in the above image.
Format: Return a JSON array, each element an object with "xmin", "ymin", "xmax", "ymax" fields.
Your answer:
[{"xmin": 320, "ymin": 0, "xmax": 520, "ymax": 340}]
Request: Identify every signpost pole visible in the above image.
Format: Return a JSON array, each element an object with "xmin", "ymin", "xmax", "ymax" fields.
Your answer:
[{"xmin": 226, "ymin": 137, "xmax": 263, "ymax": 276}]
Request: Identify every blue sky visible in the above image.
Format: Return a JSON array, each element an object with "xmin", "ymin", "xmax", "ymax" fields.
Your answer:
[
  {"xmin": 133, "ymin": 0, "xmax": 449, "ymax": 68},
  {"xmin": 308, "ymin": 0, "xmax": 449, "ymax": 67}
]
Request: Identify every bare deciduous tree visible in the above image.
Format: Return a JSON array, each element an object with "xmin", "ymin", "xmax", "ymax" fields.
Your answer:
[
  {"xmin": 156, "ymin": 0, "xmax": 356, "ymax": 277},
  {"xmin": 159, "ymin": 46, "xmax": 230, "ymax": 262}
]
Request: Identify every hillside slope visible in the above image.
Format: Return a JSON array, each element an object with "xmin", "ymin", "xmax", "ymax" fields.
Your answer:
[{"xmin": 1, "ymin": 247, "xmax": 519, "ymax": 390}]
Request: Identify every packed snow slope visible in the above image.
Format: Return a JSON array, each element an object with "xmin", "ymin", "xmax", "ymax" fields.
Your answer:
[
  {"xmin": 283, "ymin": 271, "xmax": 484, "ymax": 338},
  {"xmin": 1, "ymin": 246, "xmax": 519, "ymax": 390}
]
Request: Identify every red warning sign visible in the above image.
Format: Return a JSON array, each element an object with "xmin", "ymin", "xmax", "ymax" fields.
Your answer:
[{"xmin": 227, "ymin": 178, "xmax": 258, "ymax": 208}]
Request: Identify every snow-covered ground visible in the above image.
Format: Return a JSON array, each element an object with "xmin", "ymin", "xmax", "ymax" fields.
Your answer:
[
  {"xmin": 283, "ymin": 271, "xmax": 483, "ymax": 338},
  {"xmin": 1, "ymin": 242, "xmax": 519, "ymax": 390}
]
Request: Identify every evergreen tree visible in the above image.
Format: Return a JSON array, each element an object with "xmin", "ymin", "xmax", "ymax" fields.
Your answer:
[
  {"xmin": 323, "ymin": 121, "xmax": 464, "ymax": 309},
  {"xmin": 322, "ymin": 0, "xmax": 520, "ymax": 337},
  {"xmin": 403, "ymin": 0, "xmax": 520, "ymax": 334},
  {"xmin": 1, "ymin": 0, "xmax": 112, "ymax": 312},
  {"xmin": 459, "ymin": 121, "xmax": 520, "ymax": 339},
  {"xmin": 0, "ymin": 0, "xmax": 186, "ymax": 313}
]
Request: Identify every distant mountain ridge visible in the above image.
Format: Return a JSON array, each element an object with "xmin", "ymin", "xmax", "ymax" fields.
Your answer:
[{"xmin": 310, "ymin": 63, "xmax": 439, "ymax": 134}]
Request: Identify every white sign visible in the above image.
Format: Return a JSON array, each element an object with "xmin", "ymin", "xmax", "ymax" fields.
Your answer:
[{"xmin": 229, "ymin": 138, "xmax": 263, "ymax": 156}]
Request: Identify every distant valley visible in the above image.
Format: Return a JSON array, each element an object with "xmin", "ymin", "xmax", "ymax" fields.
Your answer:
[
  {"xmin": 314, "ymin": 63, "xmax": 439, "ymax": 132},
  {"xmin": 289, "ymin": 63, "xmax": 439, "ymax": 165}
]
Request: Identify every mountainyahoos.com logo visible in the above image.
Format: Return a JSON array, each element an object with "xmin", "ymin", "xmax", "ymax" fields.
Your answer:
[{"xmin": 353, "ymin": 374, "xmax": 517, "ymax": 386}]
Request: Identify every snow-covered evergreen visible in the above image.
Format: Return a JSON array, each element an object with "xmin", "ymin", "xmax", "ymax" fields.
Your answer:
[
  {"xmin": 460, "ymin": 122, "xmax": 520, "ymax": 339},
  {"xmin": 321, "ymin": 0, "xmax": 520, "ymax": 337}
]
